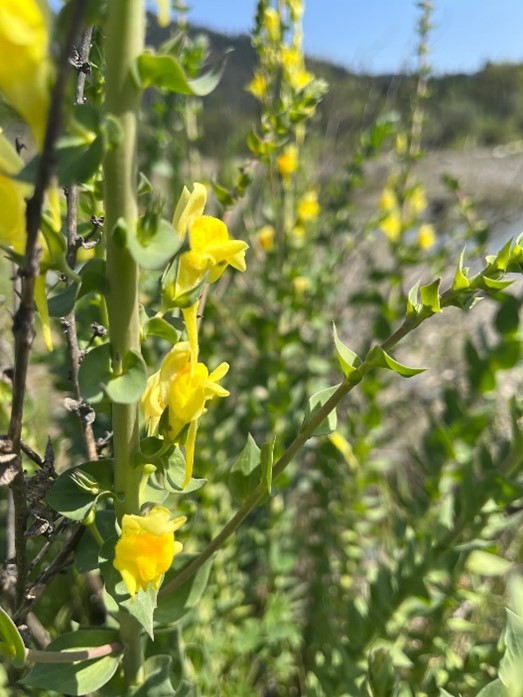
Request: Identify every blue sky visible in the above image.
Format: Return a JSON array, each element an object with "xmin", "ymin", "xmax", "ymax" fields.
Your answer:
[{"xmin": 178, "ymin": 0, "xmax": 523, "ymax": 75}]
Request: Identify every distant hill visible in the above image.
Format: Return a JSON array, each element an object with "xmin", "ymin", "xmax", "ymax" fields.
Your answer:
[{"xmin": 152, "ymin": 18, "xmax": 523, "ymax": 157}]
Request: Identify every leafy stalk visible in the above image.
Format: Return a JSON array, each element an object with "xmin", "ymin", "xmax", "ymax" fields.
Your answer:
[
  {"xmin": 102, "ymin": 0, "xmax": 144, "ymax": 686},
  {"xmin": 160, "ymin": 248, "xmax": 521, "ymax": 599}
]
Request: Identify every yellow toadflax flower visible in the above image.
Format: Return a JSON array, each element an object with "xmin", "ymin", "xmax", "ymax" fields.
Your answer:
[
  {"xmin": 257, "ymin": 224, "xmax": 275, "ymax": 251},
  {"xmin": 113, "ymin": 506, "xmax": 186, "ymax": 598},
  {"xmin": 141, "ymin": 341, "xmax": 230, "ymax": 485},
  {"xmin": 167, "ymin": 183, "xmax": 248, "ymax": 364},
  {"xmin": 408, "ymin": 184, "xmax": 427, "ymax": 217},
  {"xmin": 297, "ymin": 190, "xmax": 319, "ymax": 223},
  {"xmin": 263, "ymin": 7, "xmax": 281, "ymax": 42},
  {"xmin": 154, "ymin": 0, "xmax": 170, "ymax": 27},
  {"xmin": 246, "ymin": 72, "xmax": 268, "ymax": 101},
  {"xmin": 0, "ymin": 0, "xmax": 51, "ymax": 148},
  {"xmin": 379, "ymin": 187, "xmax": 397, "ymax": 213},
  {"xmin": 417, "ymin": 222, "xmax": 436, "ymax": 250},
  {"xmin": 280, "ymin": 46, "xmax": 313, "ymax": 91},
  {"xmin": 170, "ymin": 183, "xmax": 248, "ymax": 297},
  {"xmin": 277, "ymin": 144, "xmax": 298, "ymax": 178}
]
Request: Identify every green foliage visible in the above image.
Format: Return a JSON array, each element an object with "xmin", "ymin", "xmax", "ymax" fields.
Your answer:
[{"xmin": 2, "ymin": 2, "xmax": 523, "ymax": 696}]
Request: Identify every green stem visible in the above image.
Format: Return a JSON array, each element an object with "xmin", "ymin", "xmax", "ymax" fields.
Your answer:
[
  {"xmin": 103, "ymin": 0, "xmax": 144, "ymax": 518},
  {"xmin": 159, "ymin": 279, "xmax": 492, "ymax": 599},
  {"xmin": 102, "ymin": 0, "xmax": 144, "ymax": 687},
  {"xmin": 26, "ymin": 642, "xmax": 122, "ymax": 664}
]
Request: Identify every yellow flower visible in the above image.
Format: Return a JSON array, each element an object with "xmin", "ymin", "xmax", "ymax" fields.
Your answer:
[
  {"xmin": 113, "ymin": 506, "xmax": 186, "ymax": 598},
  {"xmin": 0, "ymin": 129, "xmax": 55, "ymax": 350},
  {"xmin": 246, "ymin": 72, "xmax": 267, "ymax": 100},
  {"xmin": 395, "ymin": 133, "xmax": 408, "ymax": 156},
  {"xmin": 141, "ymin": 342, "xmax": 230, "ymax": 485},
  {"xmin": 286, "ymin": 0, "xmax": 303, "ymax": 21},
  {"xmin": 290, "ymin": 224, "xmax": 305, "ymax": 240},
  {"xmin": 0, "ymin": 0, "xmax": 50, "ymax": 148},
  {"xmin": 297, "ymin": 190, "xmax": 319, "ymax": 222},
  {"xmin": 277, "ymin": 144, "xmax": 298, "ymax": 177},
  {"xmin": 380, "ymin": 212, "xmax": 401, "ymax": 242},
  {"xmin": 289, "ymin": 68, "xmax": 313, "ymax": 91},
  {"xmin": 264, "ymin": 7, "xmax": 280, "ymax": 41},
  {"xmin": 0, "ymin": 128, "xmax": 28, "ymax": 251},
  {"xmin": 257, "ymin": 224, "xmax": 275, "ymax": 251},
  {"xmin": 172, "ymin": 181, "xmax": 207, "ymax": 240},
  {"xmin": 154, "ymin": 0, "xmax": 170, "ymax": 26},
  {"xmin": 417, "ymin": 223, "xmax": 436, "ymax": 249},
  {"xmin": 292, "ymin": 276, "xmax": 309, "ymax": 294},
  {"xmin": 281, "ymin": 46, "xmax": 313, "ymax": 91},
  {"xmin": 379, "ymin": 187, "xmax": 397, "ymax": 213},
  {"xmin": 168, "ymin": 183, "xmax": 249, "ymax": 303},
  {"xmin": 160, "ymin": 343, "xmax": 230, "ymax": 441},
  {"xmin": 141, "ymin": 369, "xmax": 164, "ymax": 435},
  {"xmin": 408, "ymin": 185, "xmax": 427, "ymax": 217}
]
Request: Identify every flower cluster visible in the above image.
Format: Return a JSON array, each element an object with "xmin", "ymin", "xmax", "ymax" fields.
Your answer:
[
  {"xmin": 378, "ymin": 180, "xmax": 434, "ymax": 248},
  {"xmin": 143, "ymin": 182, "xmax": 247, "ymax": 487}
]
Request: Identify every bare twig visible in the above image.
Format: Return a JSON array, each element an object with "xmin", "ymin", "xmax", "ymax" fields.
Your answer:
[
  {"xmin": 13, "ymin": 524, "xmax": 85, "ymax": 624},
  {"xmin": 64, "ymin": 25, "xmax": 98, "ymax": 462},
  {"xmin": 6, "ymin": 0, "xmax": 87, "ymax": 611}
]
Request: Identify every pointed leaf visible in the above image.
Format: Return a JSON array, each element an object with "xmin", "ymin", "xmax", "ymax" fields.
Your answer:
[
  {"xmin": 332, "ymin": 323, "xmax": 361, "ymax": 378},
  {"xmin": 304, "ymin": 385, "xmax": 339, "ymax": 436},
  {"xmin": 486, "ymin": 238, "xmax": 513, "ymax": 272},
  {"xmin": 156, "ymin": 554, "xmax": 213, "ymax": 625},
  {"xmin": 419, "ymin": 278, "xmax": 441, "ymax": 313},
  {"xmin": 228, "ymin": 434, "xmax": 261, "ymax": 504},
  {"xmin": 452, "ymin": 250, "xmax": 471, "ymax": 292},
  {"xmin": 134, "ymin": 51, "xmax": 228, "ymax": 96},
  {"xmin": 473, "ymin": 274, "xmax": 513, "ymax": 291},
  {"xmin": 366, "ymin": 346, "xmax": 425, "ymax": 378},
  {"xmin": 466, "ymin": 550, "xmax": 512, "ymax": 577},
  {"xmin": 406, "ymin": 280, "xmax": 421, "ymax": 317},
  {"xmin": 163, "ymin": 447, "xmax": 207, "ymax": 493}
]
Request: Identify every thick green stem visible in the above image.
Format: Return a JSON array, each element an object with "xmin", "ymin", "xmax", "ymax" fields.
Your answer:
[
  {"xmin": 102, "ymin": 0, "xmax": 144, "ymax": 688},
  {"xmin": 103, "ymin": 0, "xmax": 143, "ymax": 516}
]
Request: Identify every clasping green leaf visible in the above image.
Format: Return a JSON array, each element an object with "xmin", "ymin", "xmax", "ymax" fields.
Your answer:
[{"xmin": 366, "ymin": 346, "xmax": 426, "ymax": 378}]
